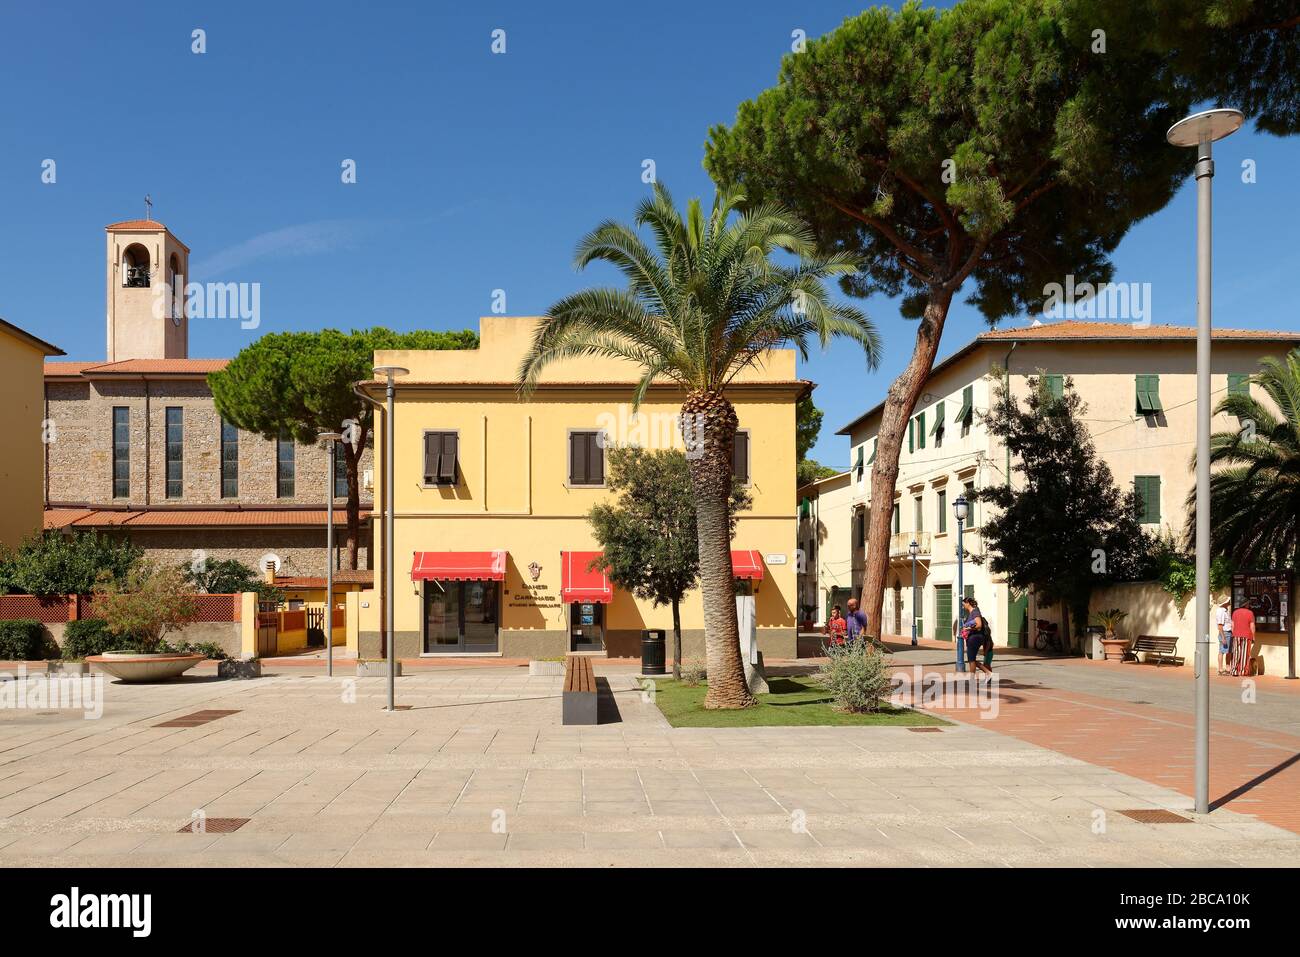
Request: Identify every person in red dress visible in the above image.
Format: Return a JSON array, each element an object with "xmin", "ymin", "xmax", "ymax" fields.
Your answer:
[{"xmin": 1230, "ymin": 599, "xmax": 1257, "ymax": 677}]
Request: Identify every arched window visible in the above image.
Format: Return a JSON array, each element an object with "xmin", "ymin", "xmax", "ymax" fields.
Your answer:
[
  {"xmin": 122, "ymin": 244, "xmax": 150, "ymax": 287},
  {"xmin": 167, "ymin": 253, "xmax": 182, "ymax": 318}
]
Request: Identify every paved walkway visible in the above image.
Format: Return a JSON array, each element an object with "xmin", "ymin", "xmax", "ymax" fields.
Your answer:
[
  {"xmin": 1, "ymin": 662, "xmax": 1297, "ymax": 867},
  {"xmin": 875, "ymin": 641, "xmax": 1300, "ymax": 835}
]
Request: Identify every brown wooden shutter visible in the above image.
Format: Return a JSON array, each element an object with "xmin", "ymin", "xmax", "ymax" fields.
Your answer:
[
  {"xmin": 733, "ymin": 432, "xmax": 750, "ymax": 483},
  {"xmin": 590, "ymin": 432, "xmax": 604, "ymax": 485},
  {"xmin": 424, "ymin": 433, "xmax": 437, "ymax": 483},
  {"xmin": 438, "ymin": 432, "xmax": 458, "ymax": 483},
  {"xmin": 570, "ymin": 432, "xmax": 586, "ymax": 485}
]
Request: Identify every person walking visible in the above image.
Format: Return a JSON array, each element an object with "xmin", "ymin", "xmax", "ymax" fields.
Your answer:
[
  {"xmin": 825, "ymin": 605, "xmax": 848, "ymax": 647},
  {"xmin": 845, "ymin": 598, "xmax": 868, "ymax": 645},
  {"xmin": 1230, "ymin": 598, "xmax": 1257, "ymax": 677},
  {"xmin": 961, "ymin": 595, "xmax": 993, "ymax": 680},
  {"xmin": 1215, "ymin": 596, "xmax": 1234, "ymax": 675}
]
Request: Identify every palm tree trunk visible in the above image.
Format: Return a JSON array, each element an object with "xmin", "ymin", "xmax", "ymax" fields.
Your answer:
[
  {"xmin": 861, "ymin": 288, "xmax": 953, "ymax": 642},
  {"xmin": 682, "ymin": 389, "xmax": 755, "ymax": 709}
]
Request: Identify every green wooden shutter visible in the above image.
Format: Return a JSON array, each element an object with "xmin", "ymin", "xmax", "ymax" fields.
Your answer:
[
  {"xmin": 908, "ymin": 419, "xmax": 914, "ymax": 453},
  {"xmin": 1136, "ymin": 374, "xmax": 1163, "ymax": 414},
  {"xmin": 1044, "ymin": 374, "xmax": 1064, "ymax": 399},
  {"xmin": 1134, "ymin": 475, "xmax": 1162, "ymax": 524},
  {"xmin": 956, "ymin": 386, "xmax": 973, "ymax": 425},
  {"xmin": 866, "ymin": 438, "xmax": 876, "ymax": 464},
  {"xmin": 855, "ymin": 445, "xmax": 865, "ymax": 479},
  {"xmin": 916, "ymin": 412, "xmax": 926, "ymax": 449},
  {"xmin": 931, "ymin": 402, "xmax": 945, "ymax": 439},
  {"xmin": 1228, "ymin": 373, "xmax": 1249, "ymax": 396},
  {"xmin": 935, "ymin": 585, "xmax": 952, "ymax": 642}
]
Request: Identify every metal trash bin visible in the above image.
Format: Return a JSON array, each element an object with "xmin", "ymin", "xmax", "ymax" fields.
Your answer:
[{"xmin": 641, "ymin": 629, "xmax": 666, "ymax": 675}]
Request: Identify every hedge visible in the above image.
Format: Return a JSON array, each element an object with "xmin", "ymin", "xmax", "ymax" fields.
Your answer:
[{"xmin": 0, "ymin": 619, "xmax": 50, "ymax": 660}]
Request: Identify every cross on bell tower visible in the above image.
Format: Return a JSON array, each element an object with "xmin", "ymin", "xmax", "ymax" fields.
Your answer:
[{"xmin": 144, "ymin": 194, "xmax": 153, "ymax": 220}]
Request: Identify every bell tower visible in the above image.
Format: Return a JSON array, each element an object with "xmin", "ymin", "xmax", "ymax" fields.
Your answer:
[{"xmin": 105, "ymin": 218, "xmax": 190, "ymax": 361}]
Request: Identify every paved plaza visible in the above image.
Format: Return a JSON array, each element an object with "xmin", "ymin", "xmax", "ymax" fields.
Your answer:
[{"xmin": 0, "ymin": 651, "xmax": 1297, "ymax": 868}]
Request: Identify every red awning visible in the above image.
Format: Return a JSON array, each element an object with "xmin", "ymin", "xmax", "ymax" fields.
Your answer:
[
  {"xmin": 411, "ymin": 550, "xmax": 507, "ymax": 582},
  {"xmin": 731, "ymin": 550, "xmax": 765, "ymax": 581},
  {"xmin": 561, "ymin": 551, "xmax": 613, "ymax": 604}
]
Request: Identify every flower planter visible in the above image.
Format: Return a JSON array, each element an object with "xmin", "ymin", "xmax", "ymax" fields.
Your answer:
[
  {"xmin": 357, "ymin": 660, "xmax": 401, "ymax": 678},
  {"xmin": 86, "ymin": 652, "xmax": 204, "ymax": 683},
  {"xmin": 528, "ymin": 660, "xmax": 565, "ymax": 676},
  {"xmin": 1100, "ymin": 638, "xmax": 1131, "ymax": 661}
]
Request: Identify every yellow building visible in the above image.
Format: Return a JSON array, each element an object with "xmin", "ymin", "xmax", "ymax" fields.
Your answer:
[
  {"xmin": 355, "ymin": 316, "xmax": 803, "ymax": 660},
  {"xmin": 0, "ymin": 318, "xmax": 64, "ymax": 551}
]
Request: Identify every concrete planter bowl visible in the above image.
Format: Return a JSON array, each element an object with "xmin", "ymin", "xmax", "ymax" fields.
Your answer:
[{"xmin": 87, "ymin": 652, "xmax": 205, "ymax": 683}]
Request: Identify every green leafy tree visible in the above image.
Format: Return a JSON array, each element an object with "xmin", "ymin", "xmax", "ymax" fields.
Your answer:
[
  {"xmin": 94, "ymin": 563, "xmax": 198, "ymax": 654},
  {"xmin": 519, "ymin": 183, "xmax": 881, "ymax": 708},
  {"xmin": 796, "ymin": 395, "xmax": 838, "ymax": 487},
  {"xmin": 1190, "ymin": 350, "xmax": 1300, "ymax": 569},
  {"xmin": 180, "ymin": 557, "xmax": 283, "ymax": 604},
  {"xmin": 704, "ymin": 0, "xmax": 1297, "ymax": 640},
  {"xmin": 588, "ymin": 447, "xmax": 750, "ymax": 679},
  {"xmin": 0, "ymin": 532, "xmax": 141, "ymax": 597},
  {"xmin": 209, "ymin": 327, "xmax": 476, "ymax": 568},
  {"xmin": 974, "ymin": 374, "xmax": 1151, "ymax": 650}
]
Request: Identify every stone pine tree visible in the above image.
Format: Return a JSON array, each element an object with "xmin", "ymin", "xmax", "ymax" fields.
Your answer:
[
  {"xmin": 587, "ymin": 447, "xmax": 750, "ymax": 680},
  {"xmin": 705, "ymin": 0, "xmax": 1298, "ymax": 640},
  {"xmin": 974, "ymin": 374, "xmax": 1150, "ymax": 651},
  {"xmin": 209, "ymin": 327, "xmax": 476, "ymax": 568}
]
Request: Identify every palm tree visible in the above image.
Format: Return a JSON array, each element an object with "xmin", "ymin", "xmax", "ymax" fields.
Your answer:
[
  {"xmin": 519, "ymin": 183, "xmax": 881, "ymax": 708},
  {"xmin": 1189, "ymin": 350, "xmax": 1300, "ymax": 568}
]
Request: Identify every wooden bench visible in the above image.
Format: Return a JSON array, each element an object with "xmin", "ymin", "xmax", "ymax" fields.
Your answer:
[
  {"xmin": 562, "ymin": 654, "xmax": 598, "ymax": 725},
  {"xmin": 1125, "ymin": 635, "xmax": 1183, "ymax": 667}
]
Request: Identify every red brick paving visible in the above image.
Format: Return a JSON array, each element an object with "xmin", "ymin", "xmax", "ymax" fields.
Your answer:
[{"xmin": 916, "ymin": 675, "xmax": 1300, "ymax": 835}]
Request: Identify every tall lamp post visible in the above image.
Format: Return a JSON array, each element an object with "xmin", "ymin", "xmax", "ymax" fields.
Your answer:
[
  {"xmin": 318, "ymin": 431, "xmax": 343, "ymax": 678},
  {"xmin": 1167, "ymin": 107, "xmax": 1243, "ymax": 815},
  {"xmin": 908, "ymin": 539, "xmax": 920, "ymax": 647},
  {"xmin": 953, "ymin": 494, "xmax": 969, "ymax": 672},
  {"xmin": 372, "ymin": 365, "xmax": 409, "ymax": 713}
]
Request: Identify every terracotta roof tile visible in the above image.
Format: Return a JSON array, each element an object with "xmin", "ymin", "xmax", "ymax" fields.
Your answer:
[
  {"xmin": 44, "ymin": 508, "xmax": 366, "ymax": 529},
  {"xmin": 44, "ymin": 358, "xmax": 228, "ymax": 377},
  {"xmin": 105, "ymin": 220, "xmax": 167, "ymax": 231},
  {"xmin": 979, "ymin": 320, "xmax": 1300, "ymax": 341}
]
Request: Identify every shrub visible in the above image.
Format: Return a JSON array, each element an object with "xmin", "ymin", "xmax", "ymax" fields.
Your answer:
[
  {"xmin": 94, "ymin": 563, "xmax": 197, "ymax": 653},
  {"xmin": 0, "ymin": 620, "xmax": 49, "ymax": 660},
  {"xmin": 61, "ymin": 618, "xmax": 139, "ymax": 658},
  {"xmin": 0, "ymin": 531, "xmax": 141, "ymax": 597},
  {"xmin": 814, "ymin": 641, "xmax": 891, "ymax": 713},
  {"xmin": 180, "ymin": 557, "xmax": 283, "ymax": 604},
  {"xmin": 159, "ymin": 640, "xmax": 228, "ymax": 660},
  {"xmin": 678, "ymin": 658, "xmax": 708, "ymax": 686}
]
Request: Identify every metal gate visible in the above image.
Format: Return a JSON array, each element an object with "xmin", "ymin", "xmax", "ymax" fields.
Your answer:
[{"xmin": 256, "ymin": 605, "xmax": 279, "ymax": 658}]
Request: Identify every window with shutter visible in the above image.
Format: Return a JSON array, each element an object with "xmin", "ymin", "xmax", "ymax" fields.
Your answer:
[
  {"xmin": 1227, "ymin": 373, "xmax": 1249, "ymax": 396},
  {"xmin": 916, "ymin": 412, "xmax": 926, "ymax": 449},
  {"xmin": 956, "ymin": 385, "xmax": 973, "ymax": 426},
  {"xmin": 569, "ymin": 431, "xmax": 605, "ymax": 486},
  {"xmin": 854, "ymin": 445, "xmax": 864, "ymax": 480},
  {"xmin": 1043, "ymin": 374, "xmax": 1064, "ymax": 400},
  {"xmin": 423, "ymin": 431, "xmax": 459, "ymax": 485},
  {"xmin": 937, "ymin": 489, "xmax": 947, "ymax": 533},
  {"xmin": 1135, "ymin": 375, "xmax": 1163, "ymax": 415},
  {"xmin": 866, "ymin": 438, "xmax": 876, "ymax": 464},
  {"xmin": 931, "ymin": 401, "xmax": 945, "ymax": 445},
  {"xmin": 1134, "ymin": 475, "xmax": 1162, "ymax": 524},
  {"xmin": 732, "ymin": 430, "xmax": 750, "ymax": 484}
]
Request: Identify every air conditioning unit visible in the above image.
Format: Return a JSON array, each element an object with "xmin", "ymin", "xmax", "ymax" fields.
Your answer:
[{"xmin": 362, "ymin": 469, "xmax": 374, "ymax": 493}]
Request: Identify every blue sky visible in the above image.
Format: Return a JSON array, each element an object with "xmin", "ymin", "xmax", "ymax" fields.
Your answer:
[{"xmin": 2, "ymin": 0, "xmax": 1296, "ymax": 469}]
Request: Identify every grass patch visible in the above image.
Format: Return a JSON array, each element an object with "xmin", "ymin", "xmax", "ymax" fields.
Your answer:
[{"xmin": 652, "ymin": 675, "xmax": 948, "ymax": 728}]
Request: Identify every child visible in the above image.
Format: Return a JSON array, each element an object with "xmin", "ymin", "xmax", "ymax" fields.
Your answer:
[{"xmin": 825, "ymin": 605, "xmax": 848, "ymax": 647}]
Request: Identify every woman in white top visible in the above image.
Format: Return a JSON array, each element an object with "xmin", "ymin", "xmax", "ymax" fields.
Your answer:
[{"xmin": 1215, "ymin": 596, "xmax": 1233, "ymax": 676}]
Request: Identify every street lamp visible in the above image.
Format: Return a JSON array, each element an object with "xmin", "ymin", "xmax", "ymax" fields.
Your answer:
[
  {"xmin": 953, "ymin": 494, "xmax": 969, "ymax": 673},
  {"xmin": 372, "ymin": 365, "xmax": 409, "ymax": 713},
  {"xmin": 318, "ymin": 431, "xmax": 343, "ymax": 679},
  {"xmin": 1167, "ymin": 106, "xmax": 1243, "ymax": 815},
  {"xmin": 908, "ymin": 539, "xmax": 920, "ymax": 647}
]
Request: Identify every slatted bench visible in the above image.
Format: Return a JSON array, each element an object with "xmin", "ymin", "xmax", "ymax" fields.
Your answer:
[
  {"xmin": 1126, "ymin": 635, "xmax": 1183, "ymax": 667},
  {"xmin": 562, "ymin": 654, "xmax": 598, "ymax": 725}
]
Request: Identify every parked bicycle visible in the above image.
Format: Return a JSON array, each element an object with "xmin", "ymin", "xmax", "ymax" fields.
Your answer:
[{"xmin": 1033, "ymin": 618, "xmax": 1065, "ymax": 654}]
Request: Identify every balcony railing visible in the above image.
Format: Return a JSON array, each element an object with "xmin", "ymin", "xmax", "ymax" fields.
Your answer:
[{"xmin": 889, "ymin": 531, "xmax": 931, "ymax": 559}]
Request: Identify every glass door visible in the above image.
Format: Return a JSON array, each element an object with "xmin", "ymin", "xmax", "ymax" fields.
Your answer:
[
  {"xmin": 570, "ymin": 602, "xmax": 604, "ymax": 652},
  {"xmin": 424, "ymin": 581, "xmax": 500, "ymax": 654},
  {"xmin": 424, "ymin": 581, "xmax": 461, "ymax": 653}
]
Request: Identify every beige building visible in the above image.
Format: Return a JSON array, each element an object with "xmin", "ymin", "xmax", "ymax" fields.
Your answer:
[
  {"xmin": 352, "ymin": 315, "xmax": 802, "ymax": 660},
  {"xmin": 795, "ymin": 470, "xmax": 855, "ymax": 627},
  {"xmin": 0, "ymin": 319, "xmax": 64, "ymax": 552},
  {"xmin": 832, "ymin": 320, "xmax": 1300, "ymax": 673},
  {"xmin": 42, "ymin": 219, "xmax": 372, "ymax": 574}
]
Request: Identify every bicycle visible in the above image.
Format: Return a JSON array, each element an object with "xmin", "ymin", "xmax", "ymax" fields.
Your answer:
[{"xmin": 1033, "ymin": 618, "xmax": 1065, "ymax": 654}]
